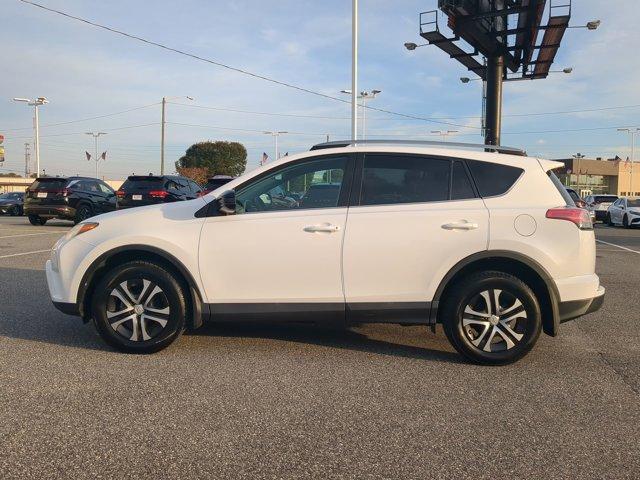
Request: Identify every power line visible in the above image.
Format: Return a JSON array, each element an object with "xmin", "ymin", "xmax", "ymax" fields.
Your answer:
[
  {"xmin": 17, "ymin": 0, "xmax": 477, "ymax": 130},
  {"xmin": 1, "ymin": 102, "xmax": 160, "ymax": 132}
]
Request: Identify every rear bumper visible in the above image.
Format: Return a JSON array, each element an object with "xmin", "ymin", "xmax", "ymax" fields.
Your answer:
[
  {"xmin": 25, "ymin": 205, "xmax": 75, "ymax": 219},
  {"xmin": 558, "ymin": 286, "xmax": 605, "ymax": 323}
]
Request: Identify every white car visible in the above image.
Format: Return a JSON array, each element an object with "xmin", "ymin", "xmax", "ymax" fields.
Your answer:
[
  {"xmin": 606, "ymin": 197, "xmax": 640, "ymax": 228},
  {"xmin": 46, "ymin": 140, "xmax": 605, "ymax": 365},
  {"xmin": 585, "ymin": 194, "xmax": 618, "ymax": 222}
]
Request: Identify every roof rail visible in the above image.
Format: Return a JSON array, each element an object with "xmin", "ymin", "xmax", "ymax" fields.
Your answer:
[{"xmin": 310, "ymin": 139, "xmax": 527, "ymax": 156}]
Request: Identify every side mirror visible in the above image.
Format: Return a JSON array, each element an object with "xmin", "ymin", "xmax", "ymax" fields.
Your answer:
[{"xmin": 216, "ymin": 190, "xmax": 236, "ymax": 215}]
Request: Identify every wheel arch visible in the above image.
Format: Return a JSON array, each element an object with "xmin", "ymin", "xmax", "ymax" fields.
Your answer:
[
  {"xmin": 77, "ymin": 245, "xmax": 206, "ymax": 330},
  {"xmin": 430, "ymin": 250, "xmax": 561, "ymax": 336}
]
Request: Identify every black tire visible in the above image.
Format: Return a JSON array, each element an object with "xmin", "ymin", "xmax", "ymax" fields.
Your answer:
[
  {"xmin": 9, "ymin": 205, "xmax": 20, "ymax": 216},
  {"xmin": 441, "ymin": 271, "xmax": 542, "ymax": 366},
  {"xmin": 623, "ymin": 215, "xmax": 630, "ymax": 229},
  {"xmin": 91, "ymin": 261, "xmax": 186, "ymax": 354},
  {"xmin": 28, "ymin": 214, "xmax": 47, "ymax": 225},
  {"xmin": 74, "ymin": 204, "xmax": 93, "ymax": 224},
  {"xmin": 606, "ymin": 213, "xmax": 613, "ymax": 227}
]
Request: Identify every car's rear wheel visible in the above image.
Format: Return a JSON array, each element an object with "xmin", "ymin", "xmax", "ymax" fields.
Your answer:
[
  {"xmin": 28, "ymin": 214, "xmax": 47, "ymax": 225},
  {"xmin": 91, "ymin": 261, "xmax": 186, "ymax": 353},
  {"xmin": 441, "ymin": 271, "xmax": 542, "ymax": 365},
  {"xmin": 606, "ymin": 213, "xmax": 613, "ymax": 226},
  {"xmin": 74, "ymin": 204, "xmax": 93, "ymax": 224}
]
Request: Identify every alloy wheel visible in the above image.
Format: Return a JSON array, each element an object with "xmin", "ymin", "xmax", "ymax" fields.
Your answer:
[
  {"xmin": 462, "ymin": 289, "xmax": 527, "ymax": 353},
  {"xmin": 107, "ymin": 278, "xmax": 171, "ymax": 342}
]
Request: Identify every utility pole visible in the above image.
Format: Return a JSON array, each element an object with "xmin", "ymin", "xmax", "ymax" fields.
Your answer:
[
  {"xmin": 160, "ymin": 96, "xmax": 193, "ymax": 175},
  {"xmin": 573, "ymin": 153, "xmax": 585, "ymax": 194},
  {"xmin": 351, "ymin": 0, "xmax": 358, "ymax": 141},
  {"xmin": 24, "ymin": 143, "xmax": 31, "ymax": 177}
]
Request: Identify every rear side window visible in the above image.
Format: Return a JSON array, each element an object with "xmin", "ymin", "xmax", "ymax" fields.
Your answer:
[
  {"xmin": 360, "ymin": 155, "xmax": 450, "ymax": 206},
  {"xmin": 451, "ymin": 161, "xmax": 476, "ymax": 200},
  {"xmin": 467, "ymin": 161, "xmax": 523, "ymax": 197},
  {"xmin": 547, "ymin": 170, "xmax": 575, "ymax": 206}
]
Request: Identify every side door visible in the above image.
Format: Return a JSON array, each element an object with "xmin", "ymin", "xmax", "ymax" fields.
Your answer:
[
  {"xmin": 198, "ymin": 154, "xmax": 354, "ymax": 316},
  {"xmin": 342, "ymin": 153, "xmax": 489, "ymax": 322},
  {"xmin": 97, "ymin": 181, "xmax": 117, "ymax": 212}
]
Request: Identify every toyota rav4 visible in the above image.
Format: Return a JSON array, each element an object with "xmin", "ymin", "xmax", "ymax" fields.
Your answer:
[{"xmin": 46, "ymin": 141, "xmax": 604, "ymax": 364}]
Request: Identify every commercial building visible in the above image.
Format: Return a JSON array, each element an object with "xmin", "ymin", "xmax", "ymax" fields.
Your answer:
[{"xmin": 555, "ymin": 157, "xmax": 640, "ymax": 198}]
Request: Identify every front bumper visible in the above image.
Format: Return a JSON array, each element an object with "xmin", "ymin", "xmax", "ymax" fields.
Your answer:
[
  {"xmin": 594, "ymin": 210, "xmax": 608, "ymax": 221},
  {"xmin": 558, "ymin": 285, "xmax": 605, "ymax": 323}
]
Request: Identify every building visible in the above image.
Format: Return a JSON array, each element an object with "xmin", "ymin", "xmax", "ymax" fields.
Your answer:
[{"xmin": 555, "ymin": 157, "xmax": 640, "ymax": 198}]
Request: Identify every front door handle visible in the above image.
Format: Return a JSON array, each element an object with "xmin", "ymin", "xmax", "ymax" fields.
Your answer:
[
  {"xmin": 304, "ymin": 223, "xmax": 341, "ymax": 233},
  {"xmin": 442, "ymin": 221, "xmax": 479, "ymax": 231}
]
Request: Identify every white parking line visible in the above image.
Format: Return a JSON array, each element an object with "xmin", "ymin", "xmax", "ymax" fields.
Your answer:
[
  {"xmin": 0, "ymin": 232, "xmax": 64, "ymax": 239},
  {"xmin": 596, "ymin": 239, "xmax": 640, "ymax": 254},
  {"xmin": 0, "ymin": 249, "xmax": 51, "ymax": 259}
]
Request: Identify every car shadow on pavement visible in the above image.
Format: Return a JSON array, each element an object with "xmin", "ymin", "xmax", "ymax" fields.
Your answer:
[
  {"xmin": 190, "ymin": 322, "xmax": 464, "ymax": 364},
  {"xmin": 0, "ymin": 266, "xmax": 462, "ymax": 363}
]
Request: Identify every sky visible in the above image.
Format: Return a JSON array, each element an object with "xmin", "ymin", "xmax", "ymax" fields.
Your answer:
[{"xmin": 1, "ymin": 0, "xmax": 639, "ymax": 180}]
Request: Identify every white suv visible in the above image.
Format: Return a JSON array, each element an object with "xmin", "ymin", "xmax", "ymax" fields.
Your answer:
[{"xmin": 46, "ymin": 141, "xmax": 604, "ymax": 364}]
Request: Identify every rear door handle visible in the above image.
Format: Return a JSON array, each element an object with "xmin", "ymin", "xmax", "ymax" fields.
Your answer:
[
  {"xmin": 304, "ymin": 223, "xmax": 341, "ymax": 233},
  {"xmin": 442, "ymin": 221, "xmax": 479, "ymax": 231}
]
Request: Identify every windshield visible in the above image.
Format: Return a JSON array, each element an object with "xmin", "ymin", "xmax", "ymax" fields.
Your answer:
[
  {"xmin": 628, "ymin": 199, "xmax": 640, "ymax": 208},
  {"xmin": 29, "ymin": 178, "xmax": 67, "ymax": 190}
]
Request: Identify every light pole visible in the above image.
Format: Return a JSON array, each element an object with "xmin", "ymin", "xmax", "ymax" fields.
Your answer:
[
  {"xmin": 573, "ymin": 153, "xmax": 585, "ymax": 193},
  {"xmin": 341, "ymin": 89, "xmax": 382, "ymax": 139},
  {"xmin": 618, "ymin": 128, "xmax": 640, "ymax": 196},
  {"xmin": 85, "ymin": 132, "xmax": 107, "ymax": 178},
  {"xmin": 13, "ymin": 97, "xmax": 49, "ymax": 176},
  {"xmin": 264, "ymin": 131, "xmax": 287, "ymax": 160},
  {"xmin": 161, "ymin": 96, "xmax": 194, "ymax": 175},
  {"xmin": 431, "ymin": 130, "xmax": 458, "ymax": 141}
]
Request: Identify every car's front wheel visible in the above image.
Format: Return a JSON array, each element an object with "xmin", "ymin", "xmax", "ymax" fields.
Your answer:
[
  {"xmin": 74, "ymin": 204, "xmax": 93, "ymax": 224},
  {"xmin": 606, "ymin": 213, "xmax": 613, "ymax": 226},
  {"xmin": 91, "ymin": 261, "xmax": 186, "ymax": 353},
  {"xmin": 441, "ymin": 271, "xmax": 542, "ymax": 365},
  {"xmin": 623, "ymin": 215, "xmax": 630, "ymax": 229}
]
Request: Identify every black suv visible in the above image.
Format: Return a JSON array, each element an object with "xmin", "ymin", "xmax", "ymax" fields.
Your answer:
[
  {"xmin": 24, "ymin": 177, "xmax": 117, "ymax": 225},
  {"xmin": 116, "ymin": 175, "xmax": 202, "ymax": 209},
  {"xmin": 0, "ymin": 192, "xmax": 25, "ymax": 216},
  {"xmin": 200, "ymin": 175, "xmax": 235, "ymax": 196}
]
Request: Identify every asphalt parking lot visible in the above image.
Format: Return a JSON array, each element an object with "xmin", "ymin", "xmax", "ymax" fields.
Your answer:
[{"xmin": 0, "ymin": 215, "xmax": 638, "ymax": 479}]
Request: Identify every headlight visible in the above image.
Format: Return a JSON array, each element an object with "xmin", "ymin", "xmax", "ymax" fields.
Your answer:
[{"xmin": 64, "ymin": 222, "xmax": 99, "ymax": 242}]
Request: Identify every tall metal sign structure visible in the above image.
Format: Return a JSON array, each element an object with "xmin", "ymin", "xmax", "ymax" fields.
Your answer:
[{"xmin": 416, "ymin": 0, "xmax": 572, "ymax": 146}]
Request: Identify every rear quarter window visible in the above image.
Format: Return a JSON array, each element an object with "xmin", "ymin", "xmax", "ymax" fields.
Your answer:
[
  {"xmin": 467, "ymin": 161, "xmax": 523, "ymax": 197},
  {"xmin": 547, "ymin": 170, "xmax": 575, "ymax": 206}
]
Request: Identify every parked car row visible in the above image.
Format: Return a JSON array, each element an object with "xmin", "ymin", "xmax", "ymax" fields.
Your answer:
[{"xmin": 22, "ymin": 174, "xmax": 235, "ymax": 225}]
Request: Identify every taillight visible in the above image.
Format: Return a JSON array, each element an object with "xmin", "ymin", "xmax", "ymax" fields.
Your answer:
[
  {"xmin": 116, "ymin": 190, "xmax": 125, "ymax": 198},
  {"xmin": 197, "ymin": 190, "xmax": 211, "ymax": 197},
  {"xmin": 546, "ymin": 207, "xmax": 593, "ymax": 230},
  {"xmin": 149, "ymin": 190, "xmax": 169, "ymax": 199}
]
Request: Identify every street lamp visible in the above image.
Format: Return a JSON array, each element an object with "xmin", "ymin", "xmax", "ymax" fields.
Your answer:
[
  {"xmin": 618, "ymin": 128, "xmax": 640, "ymax": 196},
  {"xmin": 12, "ymin": 96, "xmax": 49, "ymax": 176},
  {"xmin": 340, "ymin": 89, "xmax": 382, "ymax": 139},
  {"xmin": 85, "ymin": 132, "xmax": 108, "ymax": 178},
  {"xmin": 460, "ymin": 67, "xmax": 572, "ymax": 84},
  {"xmin": 431, "ymin": 130, "xmax": 458, "ymax": 141},
  {"xmin": 263, "ymin": 131, "xmax": 288, "ymax": 160},
  {"xmin": 404, "ymin": 42, "xmax": 428, "ymax": 51},
  {"xmin": 572, "ymin": 153, "xmax": 585, "ymax": 192},
  {"xmin": 567, "ymin": 19, "xmax": 601, "ymax": 30},
  {"xmin": 161, "ymin": 95, "xmax": 194, "ymax": 175}
]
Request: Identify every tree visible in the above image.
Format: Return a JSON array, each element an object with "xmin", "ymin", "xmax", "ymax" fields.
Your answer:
[
  {"xmin": 0, "ymin": 172, "xmax": 21, "ymax": 178},
  {"xmin": 176, "ymin": 141, "xmax": 247, "ymax": 177},
  {"xmin": 175, "ymin": 166, "xmax": 209, "ymax": 185}
]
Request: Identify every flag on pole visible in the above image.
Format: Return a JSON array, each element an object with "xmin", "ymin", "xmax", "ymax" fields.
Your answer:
[
  {"xmin": 261, "ymin": 152, "xmax": 269, "ymax": 166},
  {"xmin": 101, "ymin": 151, "xmax": 107, "ymax": 160},
  {"xmin": 85, "ymin": 151, "xmax": 92, "ymax": 161}
]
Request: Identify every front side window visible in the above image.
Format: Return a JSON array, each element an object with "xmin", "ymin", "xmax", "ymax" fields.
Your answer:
[
  {"xmin": 235, "ymin": 156, "xmax": 348, "ymax": 214},
  {"xmin": 360, "ymin": 155, "xmax": 450, "ymax": 206}
]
